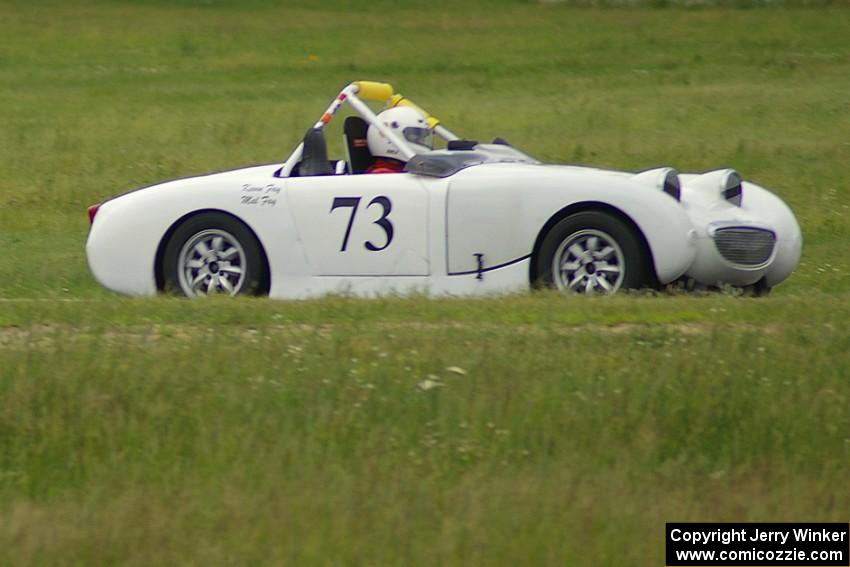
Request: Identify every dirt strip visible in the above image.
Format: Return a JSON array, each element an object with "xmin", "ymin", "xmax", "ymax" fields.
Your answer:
[{"xmin": 0, "ymin": 320, "xmax": 782, "ymax": 351}]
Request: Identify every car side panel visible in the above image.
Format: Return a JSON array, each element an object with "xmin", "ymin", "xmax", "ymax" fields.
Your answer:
[
  {"xmin": 286, "ymin": 173, "xmax": 430, "ymax": 276},
  {"xmin": 86, "ymin": 165, "xmax": 306, "ymax": 296},
  {"xmin": 445, "ymin": 164, "xmax": 697, "ymax": 284}
]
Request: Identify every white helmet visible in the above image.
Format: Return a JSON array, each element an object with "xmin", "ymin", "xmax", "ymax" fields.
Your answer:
[{"xmin": 367, "ymin": 106, "xmax": 433, "ymax": 160}]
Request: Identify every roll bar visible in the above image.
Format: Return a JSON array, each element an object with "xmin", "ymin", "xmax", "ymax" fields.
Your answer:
[{"xmin": 279, "ymin": 81, "xmax": 459, "ymax": 177}]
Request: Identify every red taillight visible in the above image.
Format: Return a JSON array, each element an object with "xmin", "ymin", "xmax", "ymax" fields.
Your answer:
[{"xmin": 88, "ymin": 204, "xmax": 100, "ymax": 225}]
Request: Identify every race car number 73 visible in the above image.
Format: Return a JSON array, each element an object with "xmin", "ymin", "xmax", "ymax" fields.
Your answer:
[{"xmin": 330, "ymin": 196, "xmax": 394, "ymax": 252}]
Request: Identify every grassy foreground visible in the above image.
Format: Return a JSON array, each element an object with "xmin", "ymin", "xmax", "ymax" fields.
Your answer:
[
  {"xmin": 1, "ymin": 0, "xmax": 849, "ymax": 565},
  {"xmin": 2, "ymin": 294, "xmax": 849, "ymax": 565}
]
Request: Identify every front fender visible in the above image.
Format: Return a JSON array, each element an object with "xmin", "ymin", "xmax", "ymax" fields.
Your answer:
[{"xmin": 445, "ymin": 164, "xmax": 696, "ymax": 284}]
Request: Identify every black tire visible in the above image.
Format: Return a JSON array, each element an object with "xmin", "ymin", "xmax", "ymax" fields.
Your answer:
[
  {"xmin": 535, "ymin": 210, "xmax": 653, "ymax": 294},
  {"xmin": 740, "ymin": 277, "xmax": 772, "ymax": 297},
  {"xmin": 163, "ymin": 212, "xmax": 267, "ymax": 297}
]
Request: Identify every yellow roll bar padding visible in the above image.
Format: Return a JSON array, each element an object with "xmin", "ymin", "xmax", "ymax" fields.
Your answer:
[
  {"xmin": 353, "ymin": 81, "xmax": 394, "ymax": 101},
  {"xmin": 389, "ymin": 94, "xmax": 440, "ymax": 129}
]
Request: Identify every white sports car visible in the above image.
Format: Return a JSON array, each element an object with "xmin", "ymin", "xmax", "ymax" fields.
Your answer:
[{"xmin": 86, "ymin": 81, "xmax": 802, "ymax": 298}]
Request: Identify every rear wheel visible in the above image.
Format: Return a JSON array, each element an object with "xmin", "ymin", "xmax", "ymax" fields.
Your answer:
[
  {"xmin": 163, "ymin": 212, "xmax": 266, "ymax": 297},
  {"xmin": 536, "ymin": 211, "xmax": 653, "ymax": 294}
]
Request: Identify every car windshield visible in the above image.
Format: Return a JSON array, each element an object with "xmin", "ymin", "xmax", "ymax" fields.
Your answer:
[{"xmin": 405, "ymin": 143, "xmax": 539, "ymax": 178}]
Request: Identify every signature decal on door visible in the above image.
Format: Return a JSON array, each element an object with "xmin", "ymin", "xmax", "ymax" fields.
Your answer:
[
  {"xmin": 240, "ymin": 184, "xmax": 280, "ymax": 207},
  {"xmin": 330, "ymin": 196, "xmax": 394, "ymax": 252}
]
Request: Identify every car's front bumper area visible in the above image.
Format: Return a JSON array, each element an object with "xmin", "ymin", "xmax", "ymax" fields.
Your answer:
[{"xmin": 682, "ymin": 182, "xmax": 802, "ymax": 289}]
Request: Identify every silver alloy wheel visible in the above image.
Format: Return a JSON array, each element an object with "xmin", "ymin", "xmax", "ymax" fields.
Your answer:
[
  {"xmin": 551, "ymin": 229, "xmax": 626, "ymax": 294},
  {"xmin": 176, "ymin": 229, "xmax": 247, "ymax": 296}
]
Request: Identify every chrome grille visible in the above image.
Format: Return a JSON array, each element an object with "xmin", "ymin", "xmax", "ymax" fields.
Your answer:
[{"xmin": 713, "ymin": 227, "xmax": 776, "ymax": 266}]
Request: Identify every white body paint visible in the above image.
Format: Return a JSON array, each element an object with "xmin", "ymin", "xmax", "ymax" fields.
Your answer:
[{"xmin": 86, "ymin": 160, "xmax": 802, "ymax": 298}]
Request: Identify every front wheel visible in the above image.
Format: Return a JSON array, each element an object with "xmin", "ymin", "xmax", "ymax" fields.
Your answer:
[
  {"xmin": 535, "ymin": 211, "xmax": 653, "ymax": 294},
  {"xmin": 163, "ymin": 212, "xmax": 267, "ymax": 297}
]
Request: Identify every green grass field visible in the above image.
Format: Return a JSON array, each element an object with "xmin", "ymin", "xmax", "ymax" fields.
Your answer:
[{"xmin": 1, "ymin": 1, "xmax": 849, "ymax": 565}]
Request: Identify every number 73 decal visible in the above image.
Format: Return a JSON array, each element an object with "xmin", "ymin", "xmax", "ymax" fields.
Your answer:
[{"xmin": 330, "ymin": 196, "xmax": 394, "ymax": 252}]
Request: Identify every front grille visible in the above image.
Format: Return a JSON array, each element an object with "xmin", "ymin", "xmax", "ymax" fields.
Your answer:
[{"xmin": 713, "ymin": 227, "xmax": 776, "ymax": 266}]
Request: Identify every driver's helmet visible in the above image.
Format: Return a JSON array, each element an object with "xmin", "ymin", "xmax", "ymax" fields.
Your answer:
[{"xmin": 367, "ymin": 106, "xmax": 433, "ymax": 160}]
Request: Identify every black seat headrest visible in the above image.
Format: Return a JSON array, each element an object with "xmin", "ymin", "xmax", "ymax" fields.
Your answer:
[{"xmin": 299, "ymin": 127, "xmax": 333, "ymax": 177}]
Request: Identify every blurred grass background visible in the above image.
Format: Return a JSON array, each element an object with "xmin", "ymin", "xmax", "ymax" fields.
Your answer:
[
  {"xmin": 1, "ymin": 0, "xmax": 849, "ymax": 565},
  {"xmin": 1, "ymin": 0, "xmax": 849, "ymax": 296}
]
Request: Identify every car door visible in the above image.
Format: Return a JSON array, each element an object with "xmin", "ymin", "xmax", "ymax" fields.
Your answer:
[{"xmin": 286, "ymin": 173, "xmax": 430, "ymax": 276}]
